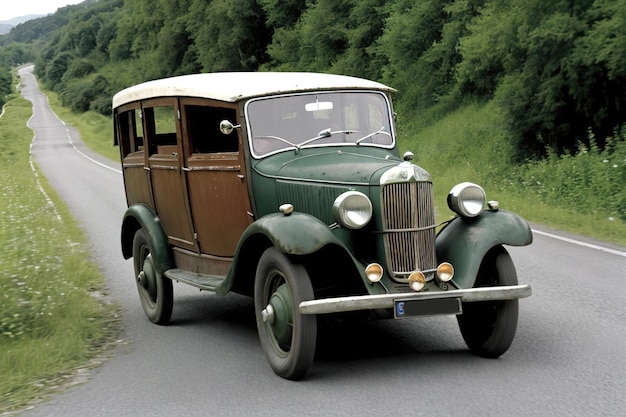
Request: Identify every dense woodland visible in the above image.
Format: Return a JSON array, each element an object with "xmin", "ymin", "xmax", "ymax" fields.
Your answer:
[{"xmin": 1, "ymin": 0, "xmax": 625, "ymax": 159}]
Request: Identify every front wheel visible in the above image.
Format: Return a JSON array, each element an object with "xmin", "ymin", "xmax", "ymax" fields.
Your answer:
[
  {"xmin": 132, "ymin": 228, "xmax": 173, "ymax": 324},
  {"xmin": 254, "ymin": 247, "xmax": 317, "ymax": 380},
  {"xmin": 457, "ymin": 245, "xmax": 519, "ymax": 358}
]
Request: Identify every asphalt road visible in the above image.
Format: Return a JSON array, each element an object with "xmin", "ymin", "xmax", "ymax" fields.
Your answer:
[{"xmin": 18, "ymin": 65, "xmax": 626, "ymax": 417}]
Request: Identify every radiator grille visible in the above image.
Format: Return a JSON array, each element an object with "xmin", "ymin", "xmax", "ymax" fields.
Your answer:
[
  {"xmin": 381, "ymin": 182, "xmax": 437, "ymax": 279},
  {"xmin": 276, "ymin": 181, "xmax": 349, "ymax": 224}
]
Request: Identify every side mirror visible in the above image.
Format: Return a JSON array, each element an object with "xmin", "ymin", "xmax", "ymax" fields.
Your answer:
[{"xmin": 219, "ymin": 120, "xmax": 241, "ymax": 135}]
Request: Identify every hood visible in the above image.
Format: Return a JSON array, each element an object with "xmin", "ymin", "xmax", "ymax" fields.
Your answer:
[{"xmin": 252, "ymin": 147, "xmax": 401, "ymax": 185}]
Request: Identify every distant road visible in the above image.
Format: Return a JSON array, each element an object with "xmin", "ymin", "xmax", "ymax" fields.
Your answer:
[{"xmin": 19, "ymin": 65, "xmax": 626, "ymax": 417}]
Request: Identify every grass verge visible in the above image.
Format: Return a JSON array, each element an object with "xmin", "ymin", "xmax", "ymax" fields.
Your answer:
[
  {"xmin": 400, "ymin": 100, "xmax": 626, "ymax": 246},
  {"xmin": 0, "ymin": 96, "xmax": 120, "ymax": 414}
]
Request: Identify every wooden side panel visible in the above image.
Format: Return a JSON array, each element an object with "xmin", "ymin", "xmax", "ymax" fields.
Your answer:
[
  {"xmin": 187, "ymin": 156, "xmax": 252, "ymax": 256},
  {"xmin": 123, "ymin": 153, "xmax": 152, "ymax": 208},
  {"xmin": 149, "ymin": 154, "xmax": 196, "ymax": 249}
]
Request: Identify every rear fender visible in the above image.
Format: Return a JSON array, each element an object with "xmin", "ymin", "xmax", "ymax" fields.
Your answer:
[
  {"xmin": 436, "ymin": 209, "xmax": 532, "ymax": 289},
  {"xmin": 121, "ymin": 204, "xmax": 172, "ymax": 274}
]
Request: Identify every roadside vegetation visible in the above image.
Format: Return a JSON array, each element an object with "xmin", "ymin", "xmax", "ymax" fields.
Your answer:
[
  {"xmin": 400, "ymin": 101, "xmax": 626, "ymax": 245},
  {"xmin": 0, "ymin": 90, "xmax": 119, "ymax": 413}
]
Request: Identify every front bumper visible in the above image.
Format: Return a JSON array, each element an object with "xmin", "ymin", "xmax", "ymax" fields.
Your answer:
[{"xmin": 299, "ymin": 284, "xmax": 531, "ymax": 315}]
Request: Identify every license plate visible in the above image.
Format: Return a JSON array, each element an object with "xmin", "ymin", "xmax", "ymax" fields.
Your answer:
[{"xmin": 394, "ymin": 297, "xmax": 462, "ymax": 319}]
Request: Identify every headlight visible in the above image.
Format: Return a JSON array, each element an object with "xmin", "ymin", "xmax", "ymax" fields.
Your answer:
[
  {"xmin": 447, "ymin": 182, "xmax": 486, "ymax": 218},
  {"xmin": 333, "ymin": 191, "xmax": 373, "ymax": 229}
]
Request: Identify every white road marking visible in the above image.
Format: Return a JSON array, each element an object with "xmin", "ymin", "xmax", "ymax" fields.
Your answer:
[{"xmin": 532, "ymin": 229, "xmax": 626, "ymax": 258}]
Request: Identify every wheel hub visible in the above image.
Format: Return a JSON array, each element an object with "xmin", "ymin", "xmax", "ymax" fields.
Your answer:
[
  {"xmin": 139, "ymin": 254, "xmax": 157, "ymax": 299},
  {"xmin": 264, "ymin": 283, "xmax": 292, "ymax": 347}
]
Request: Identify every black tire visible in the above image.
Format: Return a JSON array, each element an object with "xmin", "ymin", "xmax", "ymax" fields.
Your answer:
[
  {"xmin": 254, "ymin": 247, "xmax": 317, "ymax": 380},
  {"xmin": 132, "ymin": 228, "xmax": 173, "ymax": 324},
  {"xmin": 457, "ymin": 245, "xmax": 519, "ymax": 358}
]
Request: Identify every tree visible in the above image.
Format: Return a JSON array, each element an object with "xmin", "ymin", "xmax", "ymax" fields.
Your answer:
[
  {"xmin": 377, "ymin": 0, "xmax": 484, "ymax": 111},
  {"xmin": 188, "ymin": 0, "xmax": 270, "ymax": 72},
  {"xmin": 457, "ymin": 0, "xmax": 626, "ymax": 156},
  {"xmin": 0, "ymin": 67, "xmax": 12, "ymax": 107}
]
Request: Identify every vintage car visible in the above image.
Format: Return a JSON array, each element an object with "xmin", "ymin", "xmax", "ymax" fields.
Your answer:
[{"xmin": 113, "ymin": 72, "xmax": 532, "ymax": 380}]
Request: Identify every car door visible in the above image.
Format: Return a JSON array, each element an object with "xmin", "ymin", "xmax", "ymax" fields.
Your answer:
[
  {"xmin": 143, "ymin": 98, "xmax": 197, "ymax": 252},
  {"xmin": 180, "ymin": 98, "xmax": 253, "ymax": 258}
]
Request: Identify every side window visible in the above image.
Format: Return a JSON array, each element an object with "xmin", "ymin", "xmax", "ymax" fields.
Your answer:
[
  {"xmin": 144, "ymin": 105, "xmax": 178, "ymax": 156},
  {"xmin": 117, "ymin": 108, "xmax": 144, "ymax": 159},
  {"xmin": 185, "ymin": 105, "xmax": 238, "ymax": 153}
]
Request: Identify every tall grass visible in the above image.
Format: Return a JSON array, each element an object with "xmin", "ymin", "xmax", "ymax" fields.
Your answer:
[
  {"xmin": 509, "ymin": 134, "xmax": 626, "ymax": 222},
  {"xmin": 399, "ymin": 100, "xmax": 626, "ymax": 246},
  {"xmin": 0, "ymin": 97, "xmax": 119, "ymax": 413}
]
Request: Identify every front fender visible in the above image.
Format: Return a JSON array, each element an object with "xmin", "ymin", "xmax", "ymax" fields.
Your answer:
[
  {"xmin": 121, "ymin": 204, "xmax": 172, "ymax": 274},
  {"xmin": 240, "ymin": 212, "xmax": 344, "ymax": 255},
  {"xmin": 436, "ymin": 209, "xmax": 532, "ymax": 289},
  {"xmin": 217, "ymin": 212, "xmax": 367, "ymax": 296}
]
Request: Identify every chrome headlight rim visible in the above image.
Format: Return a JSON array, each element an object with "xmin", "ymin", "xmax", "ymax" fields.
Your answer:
[
  {"xmin": 447, "ymin": 182, "xmax": 486, "ymax": 218},
  {"xmin": 332, "ymin": 191, "xmax": 373, "ymax": 229}
]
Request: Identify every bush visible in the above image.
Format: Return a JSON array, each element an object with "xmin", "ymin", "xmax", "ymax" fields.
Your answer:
[
  {"xmin": 509, "ymin": 130, "xmax": 626, "ymax": 222},
  {"xmin": 60, "ymin": 75, "xmax": 109, "ymax": 113},
  {"xmin": 64, "ymin": 59, "xmax": 96, "ymax": 79},
  {"xmin": 0, "ymin": 67, "xmax": 12, "ymax": 106}
]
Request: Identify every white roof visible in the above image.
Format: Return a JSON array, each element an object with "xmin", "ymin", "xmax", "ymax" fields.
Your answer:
[{"xmin": 112, "ymin": 72, "xmax": 395, "ymax": 109}]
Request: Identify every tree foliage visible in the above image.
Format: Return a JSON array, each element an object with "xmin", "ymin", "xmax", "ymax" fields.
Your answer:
[
  {"xmin": 0, "ymin": 0, "xmax": 624, "ymax": 158},
  {"xmin": 0, "ymin": 66, "xmax": 12, "ymax": 107},
  {"xmin": 458, "ymin": 0, "xmax": 626, "ymax": 155}
]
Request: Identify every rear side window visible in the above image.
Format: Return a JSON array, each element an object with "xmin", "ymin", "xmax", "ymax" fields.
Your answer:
[
  {"xmin": 184, "ymin": 105, "xmax": 238, "ymax": 154},
  {"xmin": 143, "ymin": 105, "xmax": 178, "ymax": 156},
  {"xmin": 117, "ymin": 108, "xmax": 143, "ymax": 159}
]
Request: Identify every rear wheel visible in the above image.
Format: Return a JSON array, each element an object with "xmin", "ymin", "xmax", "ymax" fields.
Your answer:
[
  {"xmin": 254, "ymin": 248, "xmax": 317, "ymax": 380},
  {"xmin": 132, "ymin": 228, "xmax": 173, "ymax": 324},
  {"xmin": 457, "ymin": 245, "xmax": 519, "ymax": 358}
]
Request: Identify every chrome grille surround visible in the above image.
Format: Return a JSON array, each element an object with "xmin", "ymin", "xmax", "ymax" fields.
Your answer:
[{"xmin": 380, "ymin": 164, "xmax": 437, "ymax": 281}]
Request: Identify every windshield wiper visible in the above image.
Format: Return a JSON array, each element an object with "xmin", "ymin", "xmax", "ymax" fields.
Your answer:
[
  {"xmin": 355, "ymin": 127, "xmax": 391, "ymax": 145},
  {"xmin": 297, "ymin": 128, "xmax": 359, "ymax": 150},
  {"xmin": 254, "ymin": 135, "xmax": 298, "ymax": 148}
]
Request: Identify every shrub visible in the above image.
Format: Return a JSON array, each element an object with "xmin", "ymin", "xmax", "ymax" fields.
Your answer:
[{"xmin": 509, "ymin": 130, "xmax": 626, "ymax": 221}]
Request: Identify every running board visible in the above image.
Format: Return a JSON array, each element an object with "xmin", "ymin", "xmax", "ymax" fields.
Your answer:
[{"xmin": 163, "ymin": 269, "xmax": 225, "ymax": 292}]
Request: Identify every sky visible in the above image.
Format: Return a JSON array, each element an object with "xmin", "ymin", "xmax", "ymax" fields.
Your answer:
[{"xmin": 0, "ymin": 0, "xmax": 83, "ymax": 22}]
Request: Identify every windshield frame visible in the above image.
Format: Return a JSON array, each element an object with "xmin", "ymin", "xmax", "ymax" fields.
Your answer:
[{"xmin": 245, "ymin": 90, "xmax": 396, "ymax": 159}]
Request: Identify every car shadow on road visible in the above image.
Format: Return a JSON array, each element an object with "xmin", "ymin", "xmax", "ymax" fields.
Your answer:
[{"xmin": 165, "ymin": 290, "xmax": 477, "ymax": 380}]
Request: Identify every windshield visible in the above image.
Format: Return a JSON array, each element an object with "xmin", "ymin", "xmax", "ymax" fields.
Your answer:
[{"xmin": 246, "ymin": 91, "xmax": 394, "ymax": 157}]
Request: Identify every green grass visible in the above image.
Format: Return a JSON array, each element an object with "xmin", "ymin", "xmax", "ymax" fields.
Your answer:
[
  {"xmin": 0, "ymin": 96, "xmax": 120, "ymax": 413},
  {"xmin": 399, "ymin": 100, "xmax": 626, "ymax": 246}
]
